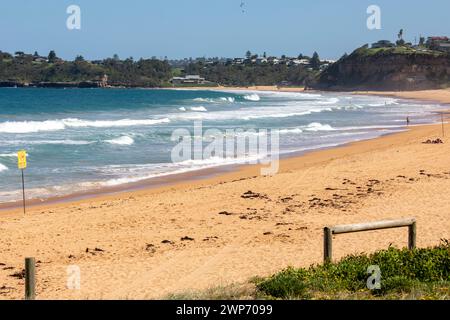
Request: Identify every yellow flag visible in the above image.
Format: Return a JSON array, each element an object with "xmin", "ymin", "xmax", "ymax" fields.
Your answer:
[{"xmin": 17, "ymin": 150, "xmax": 27, "ymax": 169}]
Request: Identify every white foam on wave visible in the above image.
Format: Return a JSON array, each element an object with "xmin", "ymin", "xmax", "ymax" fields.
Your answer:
[
  {"xmin": 167, "ymin": 104, "xmax": 335, "ymax": 122},
  {"xmin": 220, "ymin": 97, "xmax": 236, "ymax": 103},
  {"xmin": 190, "ymin": 106, "xmax": 208, "ymax": 112},
  {"xmin": 193, "ymin": 98, "xmax": 213, "ymax": 103},
  {"xmin": 83, "ymin": 155, "xmax": 264, "ymax": 187},
  {"xmin": 367, "ymin": 99, "xmax": 399, "ymax": 107},
  {"xmin": 178, "ymin": 107, "xmax": 187, "ymax": 111},
  {"xmin": 317, "ymin": 97, "xmax": 340, "ymax": 105},
  {"xmin": 304, "ymin": 122, "xmax": 335, "ymax": 132},
  {"xmin": 0, "ymin": 118, "xmax": 171, "ymax": 134},
  {"xmin": 278, "ymin": 128, "xmax": 304, "ymax": 134},
  {"xmin": 0, "ymin": 163, "xmax": 8, "ymax": 172},
  {"xmin": 1, "ymin": 139, "xmax": 95, "ymax": 146},
  {"xmin": 62, "ymin": 118, "xmax": 171, "ymax": 128},
  {"xmin": 243, "ymin": 108, "xmax": 329, "ymax": 120},
  {"xmin": 0, "ymin": 153, "xmax": 18, "ymax": 157},
  {"xmin": 0, "ymin": 120, "xmax": 66, "ymax": 133},
  {"xmin": 105, "ymin": 136, "xmax": 135, "ymax": 146},
  {"xmin": 219, "ymin": 89, "xmax": 322, "ymax": 99},
  {"xmin": 193, "ymin": 97, "xmax": 235, "ymax": 104},
  {"xmin": 243, "ymin": 94, "xmax": 261, "ymax": 101}
]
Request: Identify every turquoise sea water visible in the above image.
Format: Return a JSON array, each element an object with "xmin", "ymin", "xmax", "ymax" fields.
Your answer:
[{"xmin": 0, "ymin": 88, "xmax": 443, "ymax": 203}]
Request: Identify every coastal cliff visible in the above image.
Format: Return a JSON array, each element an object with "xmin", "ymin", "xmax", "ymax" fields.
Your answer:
[{"xmin": 314, "ymin": 46, "xmax": 450, "ymax": 91}]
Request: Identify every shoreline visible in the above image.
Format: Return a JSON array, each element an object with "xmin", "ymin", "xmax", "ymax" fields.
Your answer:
[
  {"xmin": 0, "ymin": 130, "xmax": 403, "ymax": 212},
  {"xmin": 0, "ymin": 121, "xmax": 445, "ymax": 217},
  {"xmin": 1, "ymin": 88, "xmax": 450, "ymax": 212}
]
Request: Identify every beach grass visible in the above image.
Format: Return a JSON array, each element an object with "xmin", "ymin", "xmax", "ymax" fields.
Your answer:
[
  {"xmin": 255, "ymin": 240, "xmax": 450, "ymax": 300},
  {"xmin": 168, "ymin": 241, "xmax": 450, "ymax": 300}
]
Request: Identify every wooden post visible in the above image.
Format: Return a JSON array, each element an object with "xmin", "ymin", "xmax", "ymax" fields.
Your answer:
[
  {"xmin": 323, "ymin": 218, "xmax": 416, "ymax": 264},
  {"xmin": 408, "ymin": 221, "xmax": 416, "ymax": 250},
  {"xmin": 21, "ymin": 169, "xmax": 26, "ymax": 215},
  {"xmin": 323, "ymin": 227, "xmax": 332, "ymax": 263},
  {"xmin": 25, "ymin": 257, "xmax": 35, "ymax": 300}
]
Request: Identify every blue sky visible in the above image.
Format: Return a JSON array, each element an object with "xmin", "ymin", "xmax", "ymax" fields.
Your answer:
[{"xmin": 0, "ymin": 0, "xmax": 448, "ymax": 60}]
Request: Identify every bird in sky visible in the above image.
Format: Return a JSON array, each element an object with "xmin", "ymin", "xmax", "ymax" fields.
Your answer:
[{"xmin": 240, "ymin": 1, "xmax": 246, "ymax": 13}]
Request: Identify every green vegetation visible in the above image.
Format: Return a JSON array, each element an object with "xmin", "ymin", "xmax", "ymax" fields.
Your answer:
[
  {"xmin": 168, "ymin": 241, "xmax": 450, "ymax": 300},
  {"xmin": 1, "ymin": 39, "xmax": 449, "ymax": 89},
  {"xmin": 353, "ymin": 45, "xmax": 448, "ymax": 58},
  {"xmin": 0, "ymin": 51, "xmax": 172, "ymax": 87},
  {"xmin": 183, "ymin": 63, "xmax": 317, "ymax": 87},
  {"xmin": 256, "ymin": 240, "xmax": 450, "ymax": 300}
]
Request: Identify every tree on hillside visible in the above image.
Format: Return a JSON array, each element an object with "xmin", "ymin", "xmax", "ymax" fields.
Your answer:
[
  {"xmin": 311, "ymin": 51, "xmax": 320, "ymax": 70},
  {"xmin": 33, "ymin": 51, "xmax": 39, "ymax": 57},
  {"xmin": 48, "ymin": 50, "xmax": 57, "ymax": 63},
  {"xmin": 246, "ymin": 50, "xmax": 252, "ymax": 59},
  {"xmin": 419, "ymin": 36, "xmax": 425, "ymax": 47},
  {"xmin": 396, "ymin": 29, "xmax": 405, "ymax": 46},
  {"xmin": 75, "ymin": 55, "xmax": 85, "ymax": 62}
]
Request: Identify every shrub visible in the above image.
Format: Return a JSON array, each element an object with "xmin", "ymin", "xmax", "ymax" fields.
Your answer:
[{"xmin": 256, "ymin": 240, "xmax": 450, "ymax": 299}]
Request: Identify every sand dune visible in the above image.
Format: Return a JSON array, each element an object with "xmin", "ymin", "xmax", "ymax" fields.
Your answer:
[{"xmin": 1, "ymin": 93, "xmax": 450, "ymax": 299}]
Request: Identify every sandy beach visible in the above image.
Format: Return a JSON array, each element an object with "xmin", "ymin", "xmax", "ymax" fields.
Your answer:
[
  {"xmin": 354, "ymin": 88, "xmax": 450, "ymax": 105},
  {"xmin": 1, "ymin": 90, "xmax": 450, "ymax": 300}
]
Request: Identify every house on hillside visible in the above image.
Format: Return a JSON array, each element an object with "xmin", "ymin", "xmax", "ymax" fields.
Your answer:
[
  {"xmin": 291, "ymin": 59, "xmax": 310, "ymax": 66},
  {"xmin": 267, "ymin": 57, "xmax": 280, "ymax": 65},
  {"xmin": 426, "ymin": 36, "xmax": 450, "ymax": 52},
  {"xmin": 170, "ymin": 75, "xmax": 206, "ymax": 85},
  {"xmin": 255, "ymin": 57, "xmax": 268, "ymax": 64}
]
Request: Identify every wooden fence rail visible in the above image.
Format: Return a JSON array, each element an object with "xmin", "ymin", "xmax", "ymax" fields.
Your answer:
[{"xmin": 323, "ymin": 218, "xmax": 416, "ymax": 263}]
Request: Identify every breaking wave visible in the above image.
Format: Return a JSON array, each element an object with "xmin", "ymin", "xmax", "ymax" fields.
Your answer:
[
  {"xmin": 0, "ymin": 163, "xmax": 8, "ymax": 172},
  {"xmin": 0, "ymin": 153, "xmax": 18, "ymax": 157},
  {"xmin": 0, "ymin": 118, "xmax": 171, "ymax": 133},
  {"xmin": 0, "ymin": 140, "xmax": 95, "ymax": 146},
  {"xmin": 193, "ymin": 97, "xmax": 235, "ymax": 103},
  {"xmin": 105, "ymin": 136, "xmax": 135, "ymax": 146},
  {"xmin": 304, "ymin": 122, "xmax": 335, "ymax": 132},
  {"xmin": 243, "ymin": 94, "xmax": 261, "ymax": 101},
  {"xmin": 190, "ymin": 106, "xmax": 208, "ymax": 112}
]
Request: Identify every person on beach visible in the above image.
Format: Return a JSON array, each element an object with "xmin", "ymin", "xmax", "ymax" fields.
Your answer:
[{"xmin": 407, "ymin": 116, "xmax": 410, "ymax": 126}]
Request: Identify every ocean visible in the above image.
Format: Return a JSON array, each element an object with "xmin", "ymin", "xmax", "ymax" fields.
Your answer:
[{"xmin": 0, "ymin": 88, "xmax": 443, "ymax": 204}]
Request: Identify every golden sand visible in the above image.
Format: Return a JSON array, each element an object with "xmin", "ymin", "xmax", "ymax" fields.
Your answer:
[{"xmin": 0, "ymin": 90, "xmax": 450, "ymax": 299}]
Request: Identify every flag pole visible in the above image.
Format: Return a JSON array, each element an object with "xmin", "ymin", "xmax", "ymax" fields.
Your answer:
[{"xmin": 21, "ymin": 169, "xmax": 26, "ymax": 215}]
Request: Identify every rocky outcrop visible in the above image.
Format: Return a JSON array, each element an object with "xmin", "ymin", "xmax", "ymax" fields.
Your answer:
[{"xmin": 314, "ymin": 47, "xmax": 450, "ymax": 91}]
